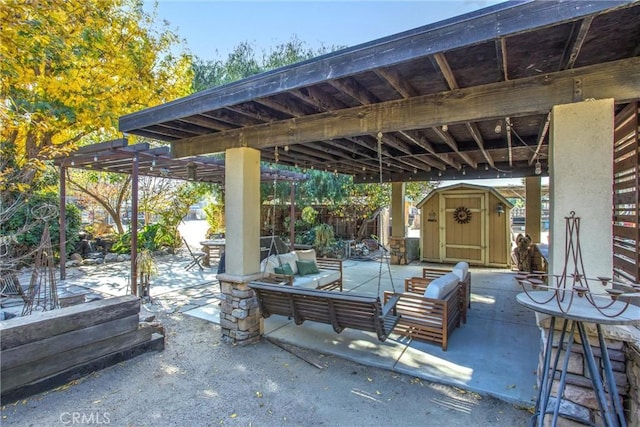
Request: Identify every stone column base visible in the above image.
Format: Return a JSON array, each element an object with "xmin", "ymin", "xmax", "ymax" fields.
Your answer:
[
  {"xmin": 389, "ymin": 237, "xmax": 407, "ymax": 265},
  {"xmin": 217, "ymin": 273, "xmax": 264, "ymax": 345}
]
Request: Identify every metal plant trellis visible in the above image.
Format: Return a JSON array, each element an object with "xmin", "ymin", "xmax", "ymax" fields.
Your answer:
[
  {"xmin": 516, "ymin": 211, "xmax": 640, "ymax": 317},
  {"xmin": 22, "ymin": 223, "xmax": 60, "ymax": 315}
]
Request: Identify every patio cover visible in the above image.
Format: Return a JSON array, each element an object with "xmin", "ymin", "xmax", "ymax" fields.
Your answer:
[{"xmin": 118, "ymin": 0, "xmax": 640, "ymax": 183}]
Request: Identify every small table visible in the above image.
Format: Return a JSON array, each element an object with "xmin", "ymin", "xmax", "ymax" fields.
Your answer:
[
  {"xmin": 199, "ymin": 239, "xmax": 225, "ymax": 267},
  {"xmin": 517, "ymin": 291, "xmax": 639, "ymax": 427}
]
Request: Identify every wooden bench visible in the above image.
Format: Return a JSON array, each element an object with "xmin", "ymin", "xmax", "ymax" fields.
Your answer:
[
  {"xmin": 249, "ymin": 280, "xmax": 400, "ymax": 342},
  {"xmin": 383, "ymin": 277, "xmax": 464, "ymax": 351}
]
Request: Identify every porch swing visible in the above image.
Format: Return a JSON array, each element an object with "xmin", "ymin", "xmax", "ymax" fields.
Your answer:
[{"xmin": 249, "ymin": 133, "xmax": 401, "ymax": 342}]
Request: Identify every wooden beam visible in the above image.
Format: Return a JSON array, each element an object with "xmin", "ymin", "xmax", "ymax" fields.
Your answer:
[
  {"xmin": 398, "ymin": 130, "xmax": 437, "ymax": 155},
  {"xmin": 172, "ymin": 58, "xmax": 640, "ymax": 158},
  {"xmin": 329, "ymin": 77, "xmax": 379, "ymax": 105},
  {"xmin": 382, "ymin": 133, "xmax": 414, "ymax": 155},
  {"xmin": 433, "ymin": 53, "xmax": 459, "ymax": 89},
  {"xmin": 466, "ymin": 122, "xmax": 495, "ymax": 168},
  {"xmin": 496, "ymin": 38, "xmax": 509, "ymax": 81},
  {"xmin": 562, "ymin": 17, "xmax": 594, "ymax": 70},
  {"xmin": 529, "ymin": 112, "xmax": 551, "ymax": 165},
  {"xmin": 286, "ymin": 89, "xmax": 326, "ymax": 112},
  {"xmin": 374, "ymin": 67, "xmax": 420, "ymax": 98},
  {"xmin": 179, "ymin": 115, "xmax": 235, "ymax": 131},
  {"xmin": 223, "ymin": 106, "xmax": 265, "ymax": 122},
  {"xmin": 410, "ymin": 154, "xmax": 447, "ymax": 171},
  {"xmin": 75, "ymin": 138, "xmax": 128, "ymax": 153},
  {"xmin": 431, "ymin": 126, "xmax": 477, "ymax": 168},
  {"xmin": 295, "ymin": 86, "xmax": 348, "ymax": 111},
  {"xmin": 255, "ymin": 97, "xmax": 302, "ymax": 118}
]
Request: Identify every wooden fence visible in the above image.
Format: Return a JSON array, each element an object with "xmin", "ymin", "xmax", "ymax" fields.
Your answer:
[{"xmin": 613, "ymin": 102, "xmax": 639, "ymax": 283}]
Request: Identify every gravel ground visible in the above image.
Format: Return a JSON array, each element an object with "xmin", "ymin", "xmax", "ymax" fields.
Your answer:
[{"xmin": 1, "ymin": 309, "xmax": 532, "ymax": 427}]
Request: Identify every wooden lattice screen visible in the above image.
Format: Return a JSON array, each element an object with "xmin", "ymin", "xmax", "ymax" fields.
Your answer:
[{"xmin": 613, "ymin": 102, "xmax": 640, "ymax": 283}]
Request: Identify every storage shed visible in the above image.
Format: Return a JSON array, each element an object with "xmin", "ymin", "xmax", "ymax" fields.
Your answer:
[{"xmin": 417, "ymin": 183, "xmax": 513, "ymax": 267}]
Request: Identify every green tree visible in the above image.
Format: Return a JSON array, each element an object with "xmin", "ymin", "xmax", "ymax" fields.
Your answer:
[
  {"xmin": 192, "ymin": 37, "xmax": 333, "ymax": 91},
  {"xmin": 67, "ymin": 170, "xmax": 131, "ymax": 235},
  {"xmin": 1, "ymin": 0, "xmax": 192, "ymax": 205}
]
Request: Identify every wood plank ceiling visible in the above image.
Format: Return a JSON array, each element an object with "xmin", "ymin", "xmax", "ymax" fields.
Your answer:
[{"xmin": 119, "ymin": 1, "xmax": 640, "ymax": 184}]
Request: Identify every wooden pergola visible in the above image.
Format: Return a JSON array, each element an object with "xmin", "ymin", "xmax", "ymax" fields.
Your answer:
[
  {"xmin": 54, "ymin": 138, "xmax": 306, "ymax": 291},
  {"xmin": 117, "ymin": 0, "xmax": 640, "ymax": 282}
]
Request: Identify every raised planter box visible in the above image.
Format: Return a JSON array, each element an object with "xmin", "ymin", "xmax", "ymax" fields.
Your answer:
[{"xmin": 0, "ymin": 295, "xmax": 164, "ymax": 402}]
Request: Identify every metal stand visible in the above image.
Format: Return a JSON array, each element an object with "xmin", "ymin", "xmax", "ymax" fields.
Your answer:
[
  {"xmin": 535, "ymin": 317, "xmax": 625, "ymax": 427},
  {"xmin": 517, "ymin": 292, "xmax": 635, "ymax": 427}
]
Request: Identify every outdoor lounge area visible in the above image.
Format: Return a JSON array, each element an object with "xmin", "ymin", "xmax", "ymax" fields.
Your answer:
[
  {"xmin": 3, "ymin": 1, "xmax": 639, "ymax": 425},
  {"xmin": 0, "ymin": 250, "xmax": 541, "ymax": 406}
]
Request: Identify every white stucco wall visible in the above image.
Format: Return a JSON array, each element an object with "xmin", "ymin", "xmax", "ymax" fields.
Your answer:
[{"xmin": 549, "ymin": 99, "xmax": 614, "ymax": 284}]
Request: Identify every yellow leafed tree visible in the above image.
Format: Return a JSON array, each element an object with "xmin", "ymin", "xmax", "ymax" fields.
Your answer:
[{"xmin": 0, "ymin": 0, "xmax": 193, "ymax": 200}]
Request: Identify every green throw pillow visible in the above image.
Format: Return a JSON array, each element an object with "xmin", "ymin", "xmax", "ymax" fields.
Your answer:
[
  {"xmin": 296, "ymin": 259, "xmax": 319, "ymax": 276},
  {"xmin": 274, "ymin": 264, "xmax": 294, "ymax": 276}
]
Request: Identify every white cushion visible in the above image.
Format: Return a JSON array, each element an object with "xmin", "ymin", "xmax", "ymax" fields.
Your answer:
[
  {"xmin": 452, "ymin": 262, "xmax": 469, "ymax": 282},
  {"xmin": 277, "ymin": 252, "xmax": 299, "ymax": 275},
  {"xmin": 294, "ymin": 249, "xmax": 317, "ymax": 263},
  {"xmin": 260, "ymin": 252, "xmax": 300, "ymax": 274},
  {"xmin": 260, "ymin": 256, "xmax": 279, "ymax": 274},
  {"xmin": 424, "ymin": 272, "xmax": 459, "ymax": 299},
  {"xmin": 292, "ymin": 270, "xmax": 341, "ymax": 289}
]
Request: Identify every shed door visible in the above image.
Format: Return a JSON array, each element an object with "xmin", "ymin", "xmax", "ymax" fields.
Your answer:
[{"xmin": 440, "ymin": 193, "xmax": 485, "ymax": 264}]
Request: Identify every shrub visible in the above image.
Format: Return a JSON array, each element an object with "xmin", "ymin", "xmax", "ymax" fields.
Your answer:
[{"xmin": 2, "ymin": 192, "xmax": 82, "ymax": 264}]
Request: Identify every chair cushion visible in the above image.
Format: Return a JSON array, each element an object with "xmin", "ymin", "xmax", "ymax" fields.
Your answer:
[
  {"xmin": 292, "ymin": 270, "xmax": 341, "ymax": 289},
  {"xmin": 424, "ymin": 272, "xmax": 459, "ymax": 299},
  {"xmin": 277, "ymin": 252, "xmax": 299, "ymax": 274},
  {"xmin": 452, "ymin": 261, "xmax": 469, "ymax": 282},
  {"xmin": 296, "ymin": 259, "xmax": 319, "ymax": 276},
  {"xmin": 260, "ymin": 256, "xmax": 279, "ymax": 274},
  {"xmin": 260, "ymin": 252, "xmax": 299, "ymax": 274},
  {"xmin": 274, "ymin": 264, "xmax": 294, "ymax": 276},
  {"xmin": 294, "ymin": 249, "xmax": 317, "ymax": 263}
]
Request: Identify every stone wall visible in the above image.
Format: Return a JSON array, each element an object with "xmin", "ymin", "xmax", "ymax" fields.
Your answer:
[
  {"xmin": 218, "ymin": 275, "xmax": 262, "ymax": 345},
  {"xmin": 627, "ymin": 342, "xmax": 640, "ymax": 427},
  {"xmin": 537, "ymin": 319, "xmax": 640, "ymax": 426}
]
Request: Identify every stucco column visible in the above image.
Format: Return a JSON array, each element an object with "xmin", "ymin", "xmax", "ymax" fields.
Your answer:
[
  {"xmin": 549, "ymin": 99, "xmax": 614, "ymax": 283},
  {"xmin": 390, "ymin": 182, "xmax": 406, "ymax": 238},
  {"xmin": 525, "ymin": 176, "xmax": 542, "ymax": 243},
  {"xmin": 390, "ymin": 182, "xmax": 406, "ymax": 264},
  {"xmin": 217, "ymin": 147, "xmax": 263, "ymax": 345}
]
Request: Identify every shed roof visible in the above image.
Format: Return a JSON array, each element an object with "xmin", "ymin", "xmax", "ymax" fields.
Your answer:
[
  {"xmin": 119, "ymin": 1, "xmax": 640, "ymax": 183},
  {"xmin": 416, "ymin": 183, "xmax": 514, "ymax": 209}
]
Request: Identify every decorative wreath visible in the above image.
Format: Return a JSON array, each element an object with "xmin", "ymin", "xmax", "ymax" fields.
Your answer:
[{"xmin": 453, "ymin": 206, "xmax": 472, "ymax": 224}]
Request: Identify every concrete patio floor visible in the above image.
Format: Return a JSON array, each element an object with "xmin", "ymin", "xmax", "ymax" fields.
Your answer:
[{"xmin": 2, "ymin": 250, "xmax": 540, "ymax": 408}]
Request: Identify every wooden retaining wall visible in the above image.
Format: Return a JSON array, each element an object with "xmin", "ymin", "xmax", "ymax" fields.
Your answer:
[{"xmin": 0, "ymin": 295, "xmax": 164, "ymax": 402}]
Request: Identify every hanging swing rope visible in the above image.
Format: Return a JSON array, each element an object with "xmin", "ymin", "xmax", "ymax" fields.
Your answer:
[
  {"xmin": 268, "ymin": 146, "xmax": 281, "ymax": 259},
  {"xmin": 376, "ymin": 132, "xmax": 397, "ymax": 296}
]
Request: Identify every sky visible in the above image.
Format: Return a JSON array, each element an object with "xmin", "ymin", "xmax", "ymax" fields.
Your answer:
[{"xmin": 145, "ymin": 0, "xmax": 507, "ymax": 61}]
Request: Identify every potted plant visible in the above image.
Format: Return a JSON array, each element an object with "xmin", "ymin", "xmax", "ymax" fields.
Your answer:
[{"xmin": 136, "ymin": 249, "xmax": 157, "ymax": 300}]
